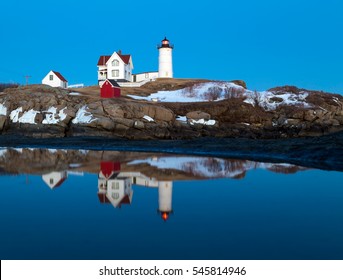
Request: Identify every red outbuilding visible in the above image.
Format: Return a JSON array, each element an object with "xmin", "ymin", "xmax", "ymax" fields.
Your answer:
[
  {"xmin": 100, "ymin": 79, "xmax": 121, "ymax": 98},
  {"xmin": 100, "ymin": 161, "xmax": 121, "ymax": 179}
]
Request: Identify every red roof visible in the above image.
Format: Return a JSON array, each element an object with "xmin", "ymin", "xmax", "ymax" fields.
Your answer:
[
  {"xmin": 97, "ymin": 55, "xmax": 111, "ymax": 66},
  {"xmin": 97, "ymin": 53, "xmax": 131, "ymax": 66},
  {"xmin": 52, "ymin": 71, "xmax": 67, "ymax": 82},
  {"xmin": 53, "ymin": 177, "xmax": 67, "ymax": 188},
  {"xmin": 117, "ymin": 53, "xmax": 131, "ymax": 64}
]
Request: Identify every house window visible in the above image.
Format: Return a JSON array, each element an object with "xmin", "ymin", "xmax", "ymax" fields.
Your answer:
[
  {"xmin": 111, "ymin": 182, "xmax": 119, "ymax": 190},
  {"xmin": 112, "ymin": 70, "xmax": 119, "ymax": 77},
  {"xmin": 50, "ymin": 178, "xmax": 54, "ymax": 184},
  {"xmin": 112, "ymin": 193, "xmax": 119, "ymax": 199},
  {"xmin": 49, "ymin": 75, "xmax": 53, "ymax": 81},
  {"xmin": 112, "ymin": 60, "xmax": 119, "ymax": 66}
]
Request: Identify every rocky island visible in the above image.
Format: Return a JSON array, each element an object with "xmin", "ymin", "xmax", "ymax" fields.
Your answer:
[{"xmin": 1, "ymin": 79, "xmax": 343, "ymax": 140}]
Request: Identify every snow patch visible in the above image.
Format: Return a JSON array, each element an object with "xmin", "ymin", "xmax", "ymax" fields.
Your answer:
[
  {"xmin": 79, "ymin": 149, "xmax": 89, "ymax": 155},
  {"xmin": 332, "ymin": 97, "xmax": 340, "ymax": 104},
  {"xmin": 128, "ymin": 156, "xmax": 249, "ymax": 178},
  {"xmin": 128, "ymin": 82, "xmax": 244, "ymax": 103},
  {"xmin": 243, "ymin": 91, "xmax": 309, "ymax": 111},
  {"xmin": 128, "ymin": 81, "xmax": 311, "ymax": 111},
  {"xmin": 0, "ymin": 103, "xmax": 7, "ymax": 116},
  {"xmin": 69, "ymin": 92, "xmax": 81, "ymax": 96},
  {"xmin": 128, "ymin": 156, "xmax": 304, "ymax": 178},
  {"xmin": 0, "ymin": 148, "xmax": 7, "ymax": 157},
  {"xmin": 10, "ymin": 107, "xmax": 39, "ymax": 124},
  {"xmin": 176, "ymin": 115, "xmax": 187, "ymax": 122},
  {"xmin": 189, "ymin": 118, "xmax": 216, "ymax": 126},
  {"xmin": 10, "ymin": 107, "xmax": 23, "ymax": 122},
  {"xmin": 143, "ymin": 115, "xmax": 154, "ymax": 122},
  {"xmin": 72, "ymin": 106, "xmax": 96, "ymax": 124},
  {"xmin": 18, "ymin": 109, "xmax": 39, "ymax": 124},
  {"xmin": 42, "ymin": 107, "xmax": 67, "ymax": 124}
]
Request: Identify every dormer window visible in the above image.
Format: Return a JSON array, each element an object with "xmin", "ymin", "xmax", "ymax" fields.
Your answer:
[{"xmin": 112, "ymin": 59, "xmax": 119, "ymax": 66}]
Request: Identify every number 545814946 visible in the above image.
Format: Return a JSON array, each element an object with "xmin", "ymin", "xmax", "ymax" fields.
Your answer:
[{"xmin": 192, "ymin": 266, "xmax": 246, "ymax": 276}]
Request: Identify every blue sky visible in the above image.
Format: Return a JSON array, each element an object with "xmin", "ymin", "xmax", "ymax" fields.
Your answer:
[{"xmin": 0, "ymin": 0, "xmax": 342, "ymax": 93}]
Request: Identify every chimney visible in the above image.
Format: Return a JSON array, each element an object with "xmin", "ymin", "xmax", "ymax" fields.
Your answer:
[{"xmin": 118, "ymin": 50, "xmax": 122, "ymax": 55}]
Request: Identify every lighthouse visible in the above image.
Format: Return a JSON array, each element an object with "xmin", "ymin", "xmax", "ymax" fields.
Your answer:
[{"xmin": 157, "ymin": 37, "xmax": 173, "ymax": 78}]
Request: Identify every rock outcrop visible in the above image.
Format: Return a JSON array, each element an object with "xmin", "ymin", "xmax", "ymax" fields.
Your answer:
[{"xmin": 1, "ymin": 84, "xmax": 343, "ymax": 139}]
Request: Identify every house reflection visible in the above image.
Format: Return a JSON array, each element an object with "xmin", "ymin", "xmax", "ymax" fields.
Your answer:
[
  {"xmin": 98, "ymin": 161, "xmax": 133, "ymax": 208},
  {"xmin": 42, "ymin": 170, "xmax": 84, "ymax": 190},
  {"xmin": 98, "ymin": 161, "xmax": 173, "ymax": 221},
  {"xmin": 42, "ymin": 171, "xmax": 68, "ymax": 189}
]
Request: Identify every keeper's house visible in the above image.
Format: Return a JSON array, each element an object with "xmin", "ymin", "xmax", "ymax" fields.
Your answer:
[{"xmin": 97, "ymin": 51, "xmax": 133, "ymax": 86}]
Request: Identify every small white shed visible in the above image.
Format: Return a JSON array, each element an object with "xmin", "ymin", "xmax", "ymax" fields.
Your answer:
[{"xmin": 42, "ymin": 70, "xmax": 68, "ymax": 88}]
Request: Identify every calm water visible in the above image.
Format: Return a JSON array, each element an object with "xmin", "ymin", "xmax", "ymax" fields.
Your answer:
[{"xmin": 0, "ymin": 148, "xmax": 343, "ymax": 260}]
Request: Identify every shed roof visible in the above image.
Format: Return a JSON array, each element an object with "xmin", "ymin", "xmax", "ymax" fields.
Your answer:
[
  {"xmin": 52, "ymin": 71, "xmax": 67, "ymax": 82},
  {"xmin": 104, "ymin": 79, "xmax": 121, "ymax": 88}
]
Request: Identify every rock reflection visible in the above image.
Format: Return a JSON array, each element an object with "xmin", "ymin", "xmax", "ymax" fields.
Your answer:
[{"xmin": 0, "ymin": 147, "xmax": 308, "ymax": 221}]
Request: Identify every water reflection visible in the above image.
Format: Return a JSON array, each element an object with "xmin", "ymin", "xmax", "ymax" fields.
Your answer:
[
  {"xmin": 1, "ymin": 147, "xmax": 308, "ymax": 222},
  {"xmin": 1, "ymin": 147, "xmax": 343, "ymax": 260}
]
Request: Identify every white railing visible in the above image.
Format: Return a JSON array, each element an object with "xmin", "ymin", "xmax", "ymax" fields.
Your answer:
[
  {"xmin": 118, "ymin": 79, "xmax": 154, "ymax": 88},
  {"xmin": 68, "ymin": 84, "xmax": 84, "ymax": 88}
]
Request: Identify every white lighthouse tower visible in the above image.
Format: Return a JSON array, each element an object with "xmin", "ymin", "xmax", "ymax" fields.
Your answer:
[{"xmin": 158, "ymin": 37, "xmax": 173, "ymax": 78}]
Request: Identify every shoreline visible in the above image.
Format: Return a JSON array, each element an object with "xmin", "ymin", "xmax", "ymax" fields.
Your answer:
[{"xmin": 1, "ymin": 132, "xmax": 343, "ymax": 172}]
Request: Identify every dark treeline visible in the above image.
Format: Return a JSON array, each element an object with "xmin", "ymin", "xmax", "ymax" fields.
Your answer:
[{"xmin": 0, "ymin": 83, "xmax": 19, "ymax": 92}]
